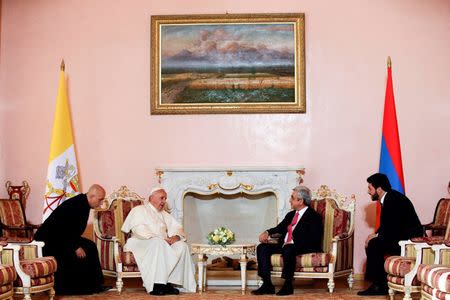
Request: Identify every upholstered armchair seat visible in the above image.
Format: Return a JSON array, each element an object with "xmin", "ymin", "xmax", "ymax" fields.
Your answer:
[
  {"xmin": 418, "ymin": 263, "xmax": 450, "ymax": 300},
  {"xmin": 383, "ymin": 222, "xmax": 450, "ymax": 300},
  {"xmin": 16, "ymin": 257, "xmax": 57, "ymax": 282},
  {"xmin": 93, "ymin": 186, "xmax": 145, "ymax": 293},
  {"xmin": 271, "ymin": 252, "xmax": 332, "ymax": 271},
  {"xmin": 269, "ymin": 185, "xmax": 356, "ymax": 293},
  {"xmin": 1, "ymin": 241, "xmax": 57, "ymax": 300}
]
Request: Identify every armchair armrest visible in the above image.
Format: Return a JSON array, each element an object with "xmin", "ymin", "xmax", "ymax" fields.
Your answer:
[
  {"xmin": 431, "ymin": 243, "xmax": 450, "ymax": 264},
  {"xmin": 25, "ymin": 222, "xmax": 41, "ymax": 229},
  {"xmin": 399, "ymin": 239, "xmax": 429, "ymax": 256},
  {"xmin": 0, "ymin": 224, "xmax": 33, "ymax": 230},
  {"xmin": 3, "ymin": 243, "xmax": 30, "ymax": 287},
  {"xmin": 330, "ymin": 233, "xmax": 354, "ymax": 272},
  {"xmin": 403, "ymin": 242, "xmax": 432, "ymax": 286},
  {"xmin": 94, "ymin": 234, "xmax": 122, "ymax": 271}
]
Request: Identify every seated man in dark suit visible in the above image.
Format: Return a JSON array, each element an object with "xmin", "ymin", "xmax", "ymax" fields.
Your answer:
[
  {"xmin": 357, "ymin": 173, "xmax": 422, "ymax": 296},
  {"xmin": 252, "ymin": 185, "xmax": 323, "ymax": 296}
]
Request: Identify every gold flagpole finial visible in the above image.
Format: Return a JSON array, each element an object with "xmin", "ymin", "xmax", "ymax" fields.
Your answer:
[
  {"xmin": 60, "ymin": 59, "xmax": 65, "ymax": 71},
  {"xmin": 387, "ymin": 56, "xmax": 392, "ymax": 68}
]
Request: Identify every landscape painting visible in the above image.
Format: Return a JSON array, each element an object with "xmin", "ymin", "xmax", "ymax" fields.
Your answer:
[{"xmin": 151, "ymin": 14, "xmax": 305, "ymax": 114}]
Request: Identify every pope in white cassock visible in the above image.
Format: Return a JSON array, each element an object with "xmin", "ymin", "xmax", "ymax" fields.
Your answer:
[{"xmin": 121, "ymin": 187, "xmax": 197, "ymax": 295}]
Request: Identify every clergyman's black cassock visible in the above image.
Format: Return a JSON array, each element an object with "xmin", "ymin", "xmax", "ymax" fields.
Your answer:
[{"xmin": 34, "ymin": 193, "xmax": 104, "ymax": 295}]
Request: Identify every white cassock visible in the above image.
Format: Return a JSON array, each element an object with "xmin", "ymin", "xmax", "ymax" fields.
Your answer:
[{"xmin": 121, "ymin": 202, "xmax": 196, "ymax": 293}]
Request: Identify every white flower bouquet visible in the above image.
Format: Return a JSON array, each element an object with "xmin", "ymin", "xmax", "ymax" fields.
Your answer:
[{"xmin": 207, "ymin": 226, "xmax": 235, "ymax": 246}]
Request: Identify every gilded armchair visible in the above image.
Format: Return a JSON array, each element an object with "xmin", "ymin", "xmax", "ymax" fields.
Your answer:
[
  {"xmin": 93, "ymin": 186, "xmax": 144, "ymax": 293},
  {"xmin": 423, "ymin": 198, "xmax": 450, "ymax": 237},
  {"xmin": 0, "ymin": 181, "xmax": 40, "ymax": 242},
  {"xmin": 269, "ymin": 185, "xmax": 355, "ymax": 293},
  {"xmin": 417, "ymin": 241, "xmax": 450, "ymax": 300},
  {"xmin": 383, "ymin": 218, "xmax": 450, "ymax": 300},
  {"xmin": 1, "ymin": 241, "xmax": 57, "ymax": 300},
  {"xmin": 0, "ymin": 243, "xmax": 16, "ymax": 300}
]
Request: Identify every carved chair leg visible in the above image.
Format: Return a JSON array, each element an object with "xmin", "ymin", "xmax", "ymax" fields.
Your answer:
[
  {"xmin": 347, "ymin": 273, "xmax": 354, "ymax": 289},
  {"xmin": 403, "ymin": 291, "xmax": 413, "ymax": 300},
  {"xmin": 388, "ymin": 288, "xmax": 395, "ymax": 300},
  {"xmin": 327, "ymin": 278, "xmax": 335, "ymax": 293},
  {"xmin": 116, "ymin": 276, "xmax": 124, "ymax": 294},
  {"xmin": 47, "ymin": 287, "xmax": 55, "ymax": 300}
]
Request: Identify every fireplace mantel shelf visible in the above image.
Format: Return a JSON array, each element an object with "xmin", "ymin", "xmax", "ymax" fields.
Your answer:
[{"xmin": 156, "ymin": 166, "xmax": 304, "ymax": 172}]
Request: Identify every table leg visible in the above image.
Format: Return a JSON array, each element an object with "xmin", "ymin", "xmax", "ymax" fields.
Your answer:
[
  {"xmin": 202, "ymin": 257, "xmax": 207, "ymax": 292},
  {"xmin": 197, "ymin": 254, "xmax": 205, "ymax": 294},
  {"xmin": 240, "ymin": 254, "xmax": 248, "ymax": 295}
]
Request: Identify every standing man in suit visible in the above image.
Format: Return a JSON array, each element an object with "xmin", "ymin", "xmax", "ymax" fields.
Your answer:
[
  {"xmin": 358, "ymin": 173, "xmax": 422, "ymax": 296},
  {"xmin": 252, "ymin": 185, "xmax": 323, "ymax": 296}
]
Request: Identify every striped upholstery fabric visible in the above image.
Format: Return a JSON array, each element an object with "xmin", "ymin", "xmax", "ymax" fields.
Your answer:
[
  {"xmin": 385, "ymin": 256, "xmax": 416, "ymax": 277},
  {"xmin": 19, "ymin": 257, "xmax": 57, "ymax": 278},
  {"xmin": 0, "ymin": 283, "xmax": 12, "ymax": 295},
  {"xmin": 95, "ymin": 237, "xmax": 116, "ymax": 271},
  {"xmin": 387, "ymin": 274, "xmax": 420, "ymax": 286},
  {"xmin": 0, "ymin": 265, "xmax": 16, "ymax": 285},
  {"xmin": 273, "ymin": 266, "xmax": 328, "ymax": 273},
  {"xmin": 0, "ymin": 200, "xmax": 25, "ymax": 227},
  {"xmin": 417, "ymin": 264, "xmax": 450, "ymax": 293},
  {"xmin": 308, "ymin": 198, "xmax": 353, "ymax": 273},
  {"xmin": 271, "ymin": 252, "xmax": 331, "ymax": 270},
  {"xmin": 310, "ymin": 199, "xmax": 351, "ymax": 254},
  {"xmin": 15, "ymin": 274, "xmax": 54, "ymax": 287},
  {"xmin": 425, "ymin": 198, "xmax": 450, "ymax": 236},
  {"xmin": 0, "ymin": 199, "xmax": 31, "ymax": 241},
  {"xmin": 97, "ymin": 209, "xmax": 115, "ymax": 239},
  {"xmin": 423, "ymin": 284, "xmax": 448, "ymax": 300}
]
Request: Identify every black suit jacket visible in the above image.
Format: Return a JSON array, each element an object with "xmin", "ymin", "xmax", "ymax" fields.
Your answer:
[
  {"xmin": 267, "ymin": 207, "xmax": 323, "ymax": 254},
  {"xmin": 377, "ymin": 190, "xmax": 422, "ymax": 245}
]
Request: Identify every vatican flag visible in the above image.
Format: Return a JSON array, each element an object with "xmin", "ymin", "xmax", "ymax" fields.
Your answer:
[{"xmin": 43, "ymin": 60, "xmax": 80, "ymax": 221}]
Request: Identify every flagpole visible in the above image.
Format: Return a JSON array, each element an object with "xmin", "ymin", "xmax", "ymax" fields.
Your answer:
[{"xmin": 60, "ymin": 59, "xmax": 65, "ymax": 71}]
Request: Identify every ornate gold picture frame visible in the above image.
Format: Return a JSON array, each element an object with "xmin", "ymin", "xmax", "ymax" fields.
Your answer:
[{"xmin": 150, "ymin": 13, "xmax": 305, "ymax": 114}]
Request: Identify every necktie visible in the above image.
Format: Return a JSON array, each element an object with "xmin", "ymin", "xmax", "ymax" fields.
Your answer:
[{"xmin": 286, "ymin": 211, "xmax": 300, "ymax": 244}]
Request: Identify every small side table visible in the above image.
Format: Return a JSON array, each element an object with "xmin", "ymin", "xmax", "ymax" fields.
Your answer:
[{"xmin": 191, "ymin": 243, "xmax": 256, "ymax": 295}]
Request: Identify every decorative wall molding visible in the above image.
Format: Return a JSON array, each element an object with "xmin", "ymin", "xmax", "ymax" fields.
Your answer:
[{"xmin": 156, "ymin": 167, "xmax": 305, "ymax": 223}]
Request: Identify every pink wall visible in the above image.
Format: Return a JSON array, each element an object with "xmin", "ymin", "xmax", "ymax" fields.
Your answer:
[{"xmin": 1, "ymin": 0, "xmax": 449, "ymax": 275}]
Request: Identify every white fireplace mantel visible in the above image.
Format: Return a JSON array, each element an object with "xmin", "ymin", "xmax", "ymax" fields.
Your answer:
[{"xmin": 156, "ymin": 167, "xmax": 305, "ymax": 223}]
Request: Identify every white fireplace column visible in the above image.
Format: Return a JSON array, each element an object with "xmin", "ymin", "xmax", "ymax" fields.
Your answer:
[{"xmin": 156, "ymin": 167, "xmax": 305, "ymax": 224}]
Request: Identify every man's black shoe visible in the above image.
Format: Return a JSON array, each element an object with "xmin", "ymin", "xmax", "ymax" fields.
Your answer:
[
  {"xmin": 357, "ymin": 284, "xmax": 388, "ymax": 296},
  {"xmin": 276, "ymin": 282, "xmax": 293, "ymax": 296},
  {"xmin": 251, "ymin": 284, "xmax": 275, "ymax": 295},
  {"xmin": 96, "ymin": 285, "xmax": 112, "ymax": 293},
  {"xmin": 150, "ymin": 284, "xmax": 166, "ymax": 296},
  {"xmin": 165, "ymin": 283, "xmax": 180, "ymax": 295}
]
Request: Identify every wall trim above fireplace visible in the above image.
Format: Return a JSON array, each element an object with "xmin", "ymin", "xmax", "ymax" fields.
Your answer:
[{"xmin": 156, "ymin": 167, "xmax": 305, "ymax": 224}]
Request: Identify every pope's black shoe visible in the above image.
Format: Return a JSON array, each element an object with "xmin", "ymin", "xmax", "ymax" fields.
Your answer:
[
  {"xmin": 251, "ymin": 284, "xmax": 275, "ymax": 295},
  {"xmin": 357, "ymin": 283, "xmax": 388, "ymax": 296},
  {"xmin": 276, "ymin": 281, "xmax": 293, "ymax": 296},
  {"xmin": 149, "ymin": 284, "xmax": 166, "ymax": 296},
  {"xmin": 165, "ymin": 283, "xmax": 180, "ymax": 295}
]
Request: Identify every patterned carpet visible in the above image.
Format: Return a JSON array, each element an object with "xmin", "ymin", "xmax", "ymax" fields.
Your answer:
[{"xmin": 14, "ymin": 278, "xmax": 420, "ymax": 300}]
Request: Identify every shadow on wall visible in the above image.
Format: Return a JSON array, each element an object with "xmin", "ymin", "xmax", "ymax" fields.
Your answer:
[{"xmin": 364, "ymin": 201, "xmax": 378, "ymax": 231}]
